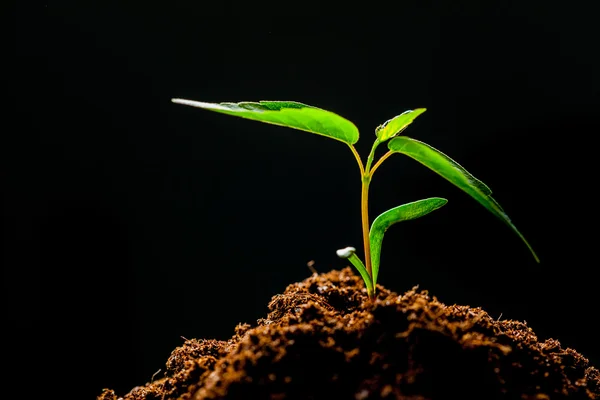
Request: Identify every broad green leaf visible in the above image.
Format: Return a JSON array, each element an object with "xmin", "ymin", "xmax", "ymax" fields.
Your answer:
[
  {"xmin": 388, "ymin": 136, "xmax": 540, "ymax": 263},
  {"xmin": 370, "ymin": 198, "xmax": 448, "ymax": 286},
  {"xmin": 375, "ymin": 108, "xmax": 427, "ymax": 142},
  {"xmin": 172, "ymin": 99, "xmax": 359, "ymax": 144}
]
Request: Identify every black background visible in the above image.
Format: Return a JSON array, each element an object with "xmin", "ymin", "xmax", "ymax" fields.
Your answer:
[{"xmin": 9, "ymin": 1, "xmax": 599, "ymax": 398}]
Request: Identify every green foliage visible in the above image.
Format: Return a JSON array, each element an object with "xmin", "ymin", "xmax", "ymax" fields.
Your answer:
[
  {"xmin": 387, "ymin": 137, "xmax": 539, "ymax": 263},
  {"xmin": 171, "ymin": 99, "xmax": 359, "ymax": 144},
  {"xmin": 336, "ymin": 247, "xmax": 374, "ymax": 297},
  {"xmin": 173, "ymin": 98, "xmax": 539, "ymax": 299},
  {"xmin": 369, "ymin": 198, "xmax": 448, "ymax": 288},
  {"xmin": 375, "ymin": 108, "xmax": 427, "ymax": 142}
]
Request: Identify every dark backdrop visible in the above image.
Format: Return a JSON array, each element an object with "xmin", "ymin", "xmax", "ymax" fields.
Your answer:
[{"xmin": 8, "ymin": 2, "xmax": 599, "ymax": 398}]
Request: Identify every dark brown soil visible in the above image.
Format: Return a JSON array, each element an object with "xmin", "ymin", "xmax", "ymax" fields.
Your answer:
[{"xmin": 98, "ymin": 268, "xmax": 599, "ymax": 400}]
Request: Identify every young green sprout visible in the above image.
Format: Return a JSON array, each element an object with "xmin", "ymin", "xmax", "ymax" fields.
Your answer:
[{"xmin": 172, "ymin": 99, "xmax": 539, "ymax": 299}]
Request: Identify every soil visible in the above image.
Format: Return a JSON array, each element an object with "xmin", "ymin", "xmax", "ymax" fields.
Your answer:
[{"xmin": 98, "ymin": 267, "xmax": 599, "ymax": 400}]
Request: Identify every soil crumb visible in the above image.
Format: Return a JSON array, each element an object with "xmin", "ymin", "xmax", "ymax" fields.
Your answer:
[{"xmin": 98, "ymin": 268, "xmax": 599, "ymax": 400}]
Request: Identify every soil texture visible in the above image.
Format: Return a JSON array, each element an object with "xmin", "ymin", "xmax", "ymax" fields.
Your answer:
[{"xmin": 98, "ymin": 267, "xmax": 599, "ymax": 400}]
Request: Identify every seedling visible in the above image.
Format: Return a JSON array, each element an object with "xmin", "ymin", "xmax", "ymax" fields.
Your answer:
[{"xmin": 172, "ymin": 99, "xmax": 539, "ymax": 299}]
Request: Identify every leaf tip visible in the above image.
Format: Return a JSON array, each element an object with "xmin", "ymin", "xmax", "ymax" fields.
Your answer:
[
  {"xmin": 336, "ymin": 247, "xmax": 356, "ymax": 259},
  {"xmin": 171, "ymin": 98, "xmax": 199, "ymax": 107}
]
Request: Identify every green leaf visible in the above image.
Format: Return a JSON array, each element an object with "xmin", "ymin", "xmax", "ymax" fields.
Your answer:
[
  {"xmin": 388, "ymin": 136, "xmax": 540, "ymax": 263},
  {"xmin": 370, "ymin": 198, "xmax": 448, "ymax": 286},
  {"xmin": 172, "ymin": 99, "xmax": 359, "ymax": 145},
  {"xmin": 348, "ymin": 257, "xmax": 374, "ymax": 297},
  {"xmin": 336, "ymin": 247, "xmax": 374, "ymax": 297},
  {"xmin": 375, "ymin": 108, "xmax": 427, "ymax": 142}
]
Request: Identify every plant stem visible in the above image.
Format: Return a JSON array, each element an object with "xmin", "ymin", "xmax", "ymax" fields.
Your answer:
[
  {"xmin": 348, "ymin": 144, "xmax": 365, "ymax": 176},
  {"xmin": 348, "ymin": 141, "xmax": 384, "ymax": 300},
  {"xmin": 369, "ymin": 150, "xmax": 393, "ymax": 177},
  {"xmin": 360, "ymin": 139, "xmax": 380, "ymax": 289},
  {"xmin": 365, "ymin": 139, "xmax": 380, "ymax": 173},
  {"xmin": 361, "ymin": 174, "xmax": 372, "ymax": 281}
]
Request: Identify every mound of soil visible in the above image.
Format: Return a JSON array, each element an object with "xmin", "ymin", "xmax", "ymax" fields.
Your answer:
[{"xmin": 98, "ymin": 268, "xmax": 599, "ymax": 400}]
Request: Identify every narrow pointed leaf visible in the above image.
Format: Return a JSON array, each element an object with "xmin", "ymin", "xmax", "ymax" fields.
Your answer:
[
  {"xmin": 347, "ymin": 255, "xmax": 374, "ymax": 296},
  {"xmin": 388, "ymin": 136, "xmax": 539, "ymax": 262},
  {"xmin": 172, "ymin": 99, "xmax": 359, "ymax": 144},
  {"xmin": 336, "ymin": 247, "xmax": 373, "ymax": 296},
  {"xmin": 370, "ymin": 198, "xmax": 448, "ymax": 286},
  {"xmin": 376, "ymin": 108, "xmax": 427, "ymax": 142}
]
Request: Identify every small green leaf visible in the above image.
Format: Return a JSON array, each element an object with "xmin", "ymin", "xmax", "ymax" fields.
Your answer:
[
  {"xmin": 336, "ymin": 247, "xmax": 374, "ymax": 297},
  {"xmin": 172, "ymin": 99, "xmax": 359, "ymax": 145},
  {"xmin": 388, "ymin": 136, "xmax": 539, "ymax": 263},
  {"xmin": 370, "ymin": 198, "xmax": 448, "ymax": 286},
  {"xmin": 375, "ymin": 108, "xmax": 427, "ymax": 142}
]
